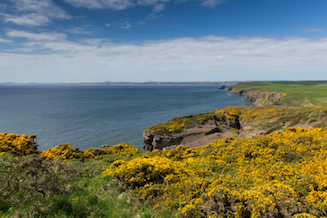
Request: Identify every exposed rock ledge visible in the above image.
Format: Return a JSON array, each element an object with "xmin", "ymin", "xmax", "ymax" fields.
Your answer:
[
  {"xmin": 143, "ymin": 115, "xmax": 240, "ymax": 152},
  {"xmin": 143, "ymin": 85, "xmax": 325, "ymax": 152},
  {"xmin": 220, "ymin": 85, "xmax": 285, "ymax": 106}
]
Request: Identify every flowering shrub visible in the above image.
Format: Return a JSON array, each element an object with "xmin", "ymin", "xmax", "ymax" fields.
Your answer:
[
  {"xmin": 144, "ymin": 113, "xmax": 222, "ymax": 135},
  {"xmin": 102, "ymin": 142, "xmax": 140, "ymax": 156},
  {"xmin": 0, "ymin": 132, "xmax": 38, "ymax": 155},
  {"xmin": 41, "ymin": 143, "xmax": 81, "ymax": 160},
  {"xmin": 103, "ymin": 128, "xmax": 327, "ymax": 217}
]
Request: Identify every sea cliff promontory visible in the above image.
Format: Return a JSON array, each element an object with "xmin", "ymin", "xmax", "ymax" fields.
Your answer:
[
  {"xmin": 143, "ymin": 81, "xmax": 327, "ymax": 151},
  {"xmin": 220, "ymin": 84, "xmax": 286, "ymax": 106}
]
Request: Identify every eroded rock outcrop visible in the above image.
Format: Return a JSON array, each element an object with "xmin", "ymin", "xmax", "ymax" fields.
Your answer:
[
  {"xmin": 221, "ymin": 85, "xmax": 285, "ymax": 106},
  {"xmin": 143, "ymin": 115, "xmax": 241, "ymax": 151}
]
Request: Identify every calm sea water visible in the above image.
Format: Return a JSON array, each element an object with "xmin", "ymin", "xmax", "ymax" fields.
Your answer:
[{"xmin": 0, "ymin": 84, "xmax": 246, "ymax": 150}]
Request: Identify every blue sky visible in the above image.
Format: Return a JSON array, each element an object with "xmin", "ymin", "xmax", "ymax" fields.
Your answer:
[{"xmin": 0, "ymin": 0, "xmax": 327, "ymax": 83}]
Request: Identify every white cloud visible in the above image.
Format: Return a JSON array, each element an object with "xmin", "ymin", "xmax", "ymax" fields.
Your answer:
[
  {"xmin": 7, "ymin": 30, "xmax": 67, "ymax": 41},
  {"xmin": 121, "ymin": 23, "xmax": 131, "ymax": 29},
  {"xmin": 2, "ymin": 0, "xmax": 70, "ymax": 26},
  {"xmin": 2, "ymin": 33, "xmax": 327, "ymax": 83},
  {"xmin": 2, "ymin": 13, "xmax": 51, "ymax": 26},
  {"xmin": 105, "ymin": 23, "xmax": 111, "ymax": 27},
  {"xmin": 300, "ymin": 28, "xmax": 326, "ymax": 34},
  {"xmin": 64, "ymin": 0, "xmax": 135, "ymax": 10},
  {"xmin": 79, "ymin": 38, "xmax": 111, "ymax": 45},
  {"xmin": 153, "ymin": 3, "xmax": 165, "ymax": 12},
  {"xmin": 66, "ymin": 27, "xmax": 92, "ymax": 35},
  {"xmin": 65, "ymin": 0, "xmax": 170, "ymax": 12},
  {"xmin": 201, "ymin": 0, "xmax": 224, "ymax": 7},
  {"xmin": 0, "ymin": 38, "xmax": 12, "ymax": 43}
]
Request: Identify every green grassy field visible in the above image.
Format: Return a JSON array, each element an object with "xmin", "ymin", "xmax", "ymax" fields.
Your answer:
[{"xmin": 231, "ymin": 81, "xmax": 327, "ymax": 107}]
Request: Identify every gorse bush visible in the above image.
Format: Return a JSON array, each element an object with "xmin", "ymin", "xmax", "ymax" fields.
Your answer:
[
  {"xmin": 41, "ymin": 143, "xmax": 81, "ymax": 160},
  {"xmin": 40, "ymin": 142, "xmax": 140, "ymax": 160},
  {"xmin": 144, "ymin": 113, "xmax": 223, "ymax": 135},
  {"xmin": 102, "ymin": 142, "xmax": 141, "ymax": 157},
  {"xmin": 3, "ymin": 126, "xmax": 327, "ymax": 217},
  {"xmin": 0, "ymin": 132, "xmax": 38, "ymax": 155},
  {"xmin": 103, "ymin": 128, "xmax": 327, "ymax": 218}
]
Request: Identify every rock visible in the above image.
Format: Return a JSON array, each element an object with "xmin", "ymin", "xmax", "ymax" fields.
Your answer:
[
  {"xmin": 219, "ymin": 85, "xmax": 233, "ymax": 91},
  {"xmin": 243, "ymin": 126, "xmax": 253, "ymax": 131},
  {"xmin": 143, "ymin": 115, "xmax": 241, "ymax": 152},
  {"xmin": 227, "ymin": 86, "xmax": 285, "ymax": 106},
  {"xmin": 219, "ymin": 85, "xmax": 226, "ymax": 90},
  {"xmin": 143, "ymin": 132, "xmax": 184, "ymax": 151}
]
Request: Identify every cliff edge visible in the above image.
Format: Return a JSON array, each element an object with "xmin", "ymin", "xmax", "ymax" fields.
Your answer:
[{"xmin": 220, "ymin": 85, "xmax": 285, "ymax": 106}]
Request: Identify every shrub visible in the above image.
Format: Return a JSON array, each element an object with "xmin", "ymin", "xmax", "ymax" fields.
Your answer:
[{"xmin": 0, "ymin": 132, "xmax": 38, "ymax": 155}]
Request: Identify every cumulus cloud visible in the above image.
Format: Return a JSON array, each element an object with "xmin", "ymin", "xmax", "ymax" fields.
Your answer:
[
  {"xmin": 2, "ymin": 0, "xmax": 70, "ymax": 26},
  {"xmin": 2, "ymin": 32, "xmax": 327, "ymax": 82}
]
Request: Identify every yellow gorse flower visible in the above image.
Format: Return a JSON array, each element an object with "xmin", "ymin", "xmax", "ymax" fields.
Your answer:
[{"xmin": 103, "ymin": 128, "xmax": 327, "ymax": 217}]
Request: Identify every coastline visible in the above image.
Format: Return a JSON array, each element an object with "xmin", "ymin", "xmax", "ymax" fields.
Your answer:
[
  {"xmin": 143, "ymin": 82, "xmax": 327, "ymax": 151},
  {"xmin": 2, "ymin": 81, "xmax": 327, "ymax": 217}
]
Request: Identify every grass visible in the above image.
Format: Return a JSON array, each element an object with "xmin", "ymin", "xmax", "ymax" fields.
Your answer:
[
  {"xmin": 0, "ymin": 153, "xmax": 174, "ymax": 218},
  {"xmin": 231, "ymin": 81, "xmax": 327, "ymax": 107},
  {"xmin": 145, "ymin": 112, "xmax": 224, "ymax": 135}
]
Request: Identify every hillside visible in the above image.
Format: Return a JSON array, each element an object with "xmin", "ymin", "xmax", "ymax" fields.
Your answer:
[
  {"xmin": 222, "ymin": 81, "xmax": 327, "ymax": 107},
  {"xmin": 1, "ymin": 81, "xmax": 327, "ymax": 218}
]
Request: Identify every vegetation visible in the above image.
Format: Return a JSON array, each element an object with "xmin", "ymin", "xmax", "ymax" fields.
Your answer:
[
  {"xmin": 144, "ymin": 112, "xmax": 223, "ymax": 135},
  {"xmin": 2, "ymin": 81, "xmax": 327, "ymax": 217},
  {"xmin": 105, "ymin": 128, "xmax": 327, "ymax": 217},
  {"xmin": 229, "ymin": 81, "xmax": 327, "ymax": 107},
  {"xmin": 2, "ymin": 125, "xmax": 327, "ymax": 217},
  {"xmin": 0, "ymin": 136, "xmax": 152, "ymax": 218}
]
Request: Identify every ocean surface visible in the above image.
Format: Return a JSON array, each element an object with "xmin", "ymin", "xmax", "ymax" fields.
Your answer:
[{"xmin": 0, "ymin": 84, "xmax": 247, "ymax": 150}]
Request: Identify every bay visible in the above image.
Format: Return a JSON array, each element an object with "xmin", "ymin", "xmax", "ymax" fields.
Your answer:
[{"xmin": 0, "ymin": 84, "xmax": 246, "ymax": 150}]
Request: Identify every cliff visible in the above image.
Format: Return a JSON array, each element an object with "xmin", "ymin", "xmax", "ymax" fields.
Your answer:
[
  {"xmin": 143, "ymin": 112, "xmax": 241, "ymax": 151},
  {"xmin": 220, "ymin": 85, "xmax": 285, "ymax": 106},
  {"xmin": 144, "ymin": 82, "xmax": 327, "ymax": 151},
  {"xmin": 143, "ymin": 105, "xmax": 327, "ymax": 151}
]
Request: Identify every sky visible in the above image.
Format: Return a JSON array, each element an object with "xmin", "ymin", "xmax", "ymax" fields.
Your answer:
[{"xmin": 0, "ymin": 0, "xmax": 327, "ymax": 83}]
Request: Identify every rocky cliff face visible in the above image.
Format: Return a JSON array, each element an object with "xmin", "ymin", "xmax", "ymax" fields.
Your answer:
[
  {"xmin": 221, "ymin": 85, "xmax": 285, "ymax": 106},
  {"xmin": 143, "ymin": 116, "xmax": 241, "ymax": 152},
  {"xmin": 243, "ymin": 90, "xmax": 284, "ymax": 106},
  {"xmin": 143, "ymin": 85, "xmax": 287, "ymax": 152}
]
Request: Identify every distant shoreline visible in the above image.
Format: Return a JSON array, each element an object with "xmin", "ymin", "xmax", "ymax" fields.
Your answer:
[{"xmin": 0, "ymin": 81, "xmax": 241, "ymax": 86}]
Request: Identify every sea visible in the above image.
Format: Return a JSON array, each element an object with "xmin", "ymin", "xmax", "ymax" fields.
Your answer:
[{"xmin": 0, "ymin": 84, "xmax": 247, "ymax": 150}]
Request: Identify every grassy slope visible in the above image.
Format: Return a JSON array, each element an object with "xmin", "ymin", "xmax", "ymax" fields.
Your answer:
[
  {"xmin": 0, "ymin": 153, "xmax": 165, "ymax": 218},
  {"xmin": 3, "ymin": 81, "xmax": 327, "ymax": 218},
  {"xmin": 231, "ymin": 81, "xmax": 327, "ymax": 107}
]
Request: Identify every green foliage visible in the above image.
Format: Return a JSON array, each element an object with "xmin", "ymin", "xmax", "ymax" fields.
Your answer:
[
  {"xmin": 231, "ymin": 81, "xmax": 327, "ymax": 107},
  {"xmin": 145, "ymin": 112, "xmax": 223, "ymax": 135},
  {"xmin": 0, "ymin": 132, "xmax": 38, "ymax": 155}
]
